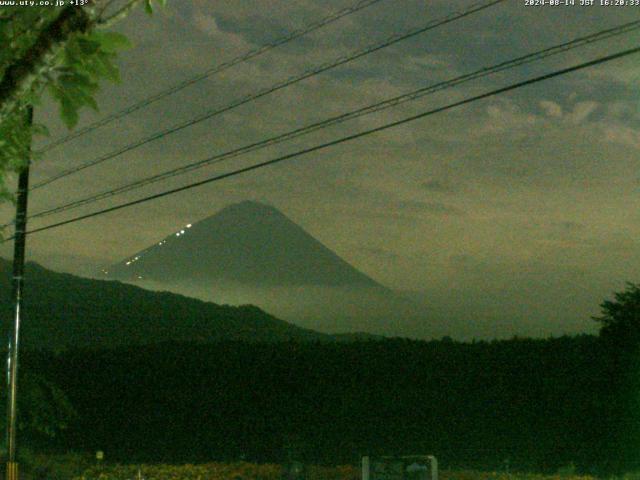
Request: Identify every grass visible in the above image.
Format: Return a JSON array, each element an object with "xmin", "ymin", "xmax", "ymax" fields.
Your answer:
[{"xmin": 70, "ymin": 463, "xmax": 602, "ymax": 480}]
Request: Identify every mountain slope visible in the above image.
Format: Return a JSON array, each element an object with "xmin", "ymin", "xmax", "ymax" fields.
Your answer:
[
  {"xmin": 0, "ymin": 258, "xmax": 328, "ymax": 350},
  {"xmin": 104, "ymin": 201, "xmax": 384, "ymax": 288}
]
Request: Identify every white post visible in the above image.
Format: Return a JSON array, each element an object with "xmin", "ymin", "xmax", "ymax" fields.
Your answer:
[
  {"xmin": 427, "ymin": 456, "xmax": 437, "ymax": 480},
  {"xmin": 362, "ymin": 456, "xmax": 371, "ymax": 480}
]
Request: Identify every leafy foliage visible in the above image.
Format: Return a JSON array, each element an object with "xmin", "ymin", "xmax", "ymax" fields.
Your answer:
[
  {"xmin": 593, "ymin": 282, "xmax": 640, "ymax": 345},
  {"xmin": 22, "ymin": 451, "xmax": 93, "ymax": 480},
  {"xmin": 0, "ymin": 1, "xmax": 166, "ymax": 203},
  {"xmin": 0, "ymin": 107, "xmax": 32, "ymax": 202},
  {"xmin": 26, "ymin": 336, "xmax": 612, "ymax": 473},
  {"xmin": 76, "ymin": 462, "xmax": 283, "ymax": 480},
  {"xmin": 47, "ymin": 30, "xmax": 131, "ymax": 128},
  {"xmin": 18, "ymin": 372, "xmax": 77, "ymax": 437},
  {"xmin": 68, "ymin": 462, "xmax": 602, "ymax": 480},
  {"xmin": 0, "ymin": 258, "xmax": 324, "ymax": 350},
  {"xmin": 0, "ymin": 372, "xmax": 76, "ymax": 446},
  {"xmin": 3, "ymin": 260, "xmax": 636, "ymax": 474}
]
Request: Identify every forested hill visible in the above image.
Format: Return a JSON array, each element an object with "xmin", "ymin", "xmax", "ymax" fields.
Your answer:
[
  {"xmin": 20, "ymin": 335, "xmax": 639, "ymax": 475},
  {"xmin": 0, "ymin": 258, "xmax": 328, "ymax": 349},
  {"xmin": 5, "ymin": 257, "xmax": 640, "ymax": 474}
]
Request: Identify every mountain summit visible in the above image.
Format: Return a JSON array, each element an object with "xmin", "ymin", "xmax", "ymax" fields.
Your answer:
[{"xmin": 104, "ymin": 201, "xmax": 383, "ymax": 289}]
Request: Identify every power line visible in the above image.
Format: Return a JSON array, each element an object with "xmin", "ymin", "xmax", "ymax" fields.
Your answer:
[
  {"xmin": 30, "ymin": 0, "xmax": 505, "ymax": 190},
  {"xmin": 9, "ymin": 44, "xmax": 640, "ymax": 241},
  {"xmin": 38, "ymin": 0, "xmax": 387, "ymax": 153},
  {"xmin": 21, "ymin": 19, "xmax": 640, "ymax": 223}
]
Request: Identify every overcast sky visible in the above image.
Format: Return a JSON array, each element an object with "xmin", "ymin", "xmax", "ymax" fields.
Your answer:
[{"xmin": 2, "ymin": 0, "xmax": 640, "ymax": 339}]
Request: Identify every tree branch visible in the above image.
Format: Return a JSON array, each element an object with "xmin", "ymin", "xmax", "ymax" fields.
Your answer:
[
  {"xmin": 97, "ymin": 0, "xmax": 141, "ymax": 27},
  {"xmin": 0, "ymin": 5, "xmax": 93, "ymax": 122}
]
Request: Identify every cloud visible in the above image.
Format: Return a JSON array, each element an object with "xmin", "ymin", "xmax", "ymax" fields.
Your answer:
[
  {"xmin": 558, "ymin": 221, "xmax": 584, "ymax": 232},
  {"xmin": 12, "ymin": 0, "xmax": 640, "ymax": 341},
  {"xmin": 192, "ymin": 13, "xmax": 223, "ymax": 37},
  {"xmin": 537, "ymin": 100, "xmax": 598, "ymax": 125},
  {"xmin": 396, "ymin": 199, "xmax": 465, "ymax": 216},
  {"xmin": 409, "ymin": 53, "xmax": 450, "ymax": 69},
  {"xmin": 602, "ymin": 123, "xmax": 640, "ymax": 150},
  {"xmin": 448, "ymin": 253, "xmax": 474, "ymax": 268},
  {"xmin": 482, "ymin": 102, "xmax": 540, "ymax": 134},
  {"xmin": 358, "ymin": 246, "xmax": 400, "ymax": 261},
  {"xmin": 422, "ymin": 178, "xmax": 457, "ymax": 193},
  {"xmin": 567, "ymin": 101, "xmax": 598, "ymax": 124},
  {"xmin": 190, "ymin": 10, "xmax": 256, "ymax": 53},
  {"xmin": 540, "ymin": 100, "xmax": 562, "ymax": 118}
]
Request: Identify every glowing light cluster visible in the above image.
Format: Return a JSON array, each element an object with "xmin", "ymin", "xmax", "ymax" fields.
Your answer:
[
  {"xmin": 175, "ymin": 223, "xmax": 191, "ymax": 237},
  {"xmin": 124, "ymin": 221, "xmax": 193, "ymax": 267},
  {"xmin": 125, "ymin": 255, "xmax": 142, "ymax": 266}
]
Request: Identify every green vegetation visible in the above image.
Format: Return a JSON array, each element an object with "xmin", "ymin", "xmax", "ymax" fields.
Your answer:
[
  {"xmin": 3, "ymin": 262, "xmax": 640, "ymax": 475},
  {"xmin": 25, "ymin": 461, "xmax": 610, "ymax": 480},
  {"xmin": 593, "ymin": 282, "xmax": 640, "ymax": 347},
  {"xmin": 0, "ymin": 372, "xmax": 76, "ymax": 438},
  {"xmin": 57, "ymin": 462, "xmax": 615, "ymax": 480},
  {"xmin": 0, "ymin": 259, "xmax": 326, "ymax": 348},
  {"xmin": 0, "ymin": 0, "xmax": 165, "ymax": 203},
  {"xmin": 13, "ymin": 334, "xmax": 628, "ymax": 475}
]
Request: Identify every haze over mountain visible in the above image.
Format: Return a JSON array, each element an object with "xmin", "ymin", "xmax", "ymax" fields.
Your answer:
[
  {"xmin": 102, "ymin": 201, "xmax": 428, "ymax": 336},
  {"xmin": 0, "ymin": 257, "xmax": 331, "ymax": 350}
]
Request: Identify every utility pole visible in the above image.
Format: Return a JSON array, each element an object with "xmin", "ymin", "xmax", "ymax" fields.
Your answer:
[{"xmin": 6, "ymin": 105, "xmax": 32, "ymax": 480}]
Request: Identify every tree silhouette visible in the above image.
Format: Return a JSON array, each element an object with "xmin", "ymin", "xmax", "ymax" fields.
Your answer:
[
  {"xmin": 0, "ymin": 372, "xmax": 76, "ymax": 455},
  {"xmin": 593, "ymin": 282, "xmax": 640, "ymax": 346}
]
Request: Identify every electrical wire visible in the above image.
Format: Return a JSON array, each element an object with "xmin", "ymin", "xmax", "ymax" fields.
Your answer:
[
  {"xmin": 30, "ymin": 0, "xmax": 505, "ymax": 190},
  {"xmin": 21, "ymin": 18, "xmax": 640, "ymax": 223},
  {"xmin": 8, "ymin": 44, "xmax": 639, "ymax": 241},
  {"xmin": 38, "ymin": 0, "xmax": 388, "ymax": 153}
]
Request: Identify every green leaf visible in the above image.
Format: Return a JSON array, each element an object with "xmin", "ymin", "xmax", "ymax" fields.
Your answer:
[
  {"xmin": 47, "ymin": 83, "xmax": 63, "ymax": 103},
  {"xmin": 49, "ymin": 83, "xmax": 81, "ymax": 128},
  {"xmin": 60, "ymin": 96, "xmax": 79, "ymax": 129},
  {"xmin": 67, "ymin": 85, "xmax": 99, "ymax": 111},
  {"xmin": 144, "ymin": 0, "xmax": 153, "ymax": 15},
  {"xmin": 58, "ymin": 72, "xmax": 94, "ymax": 87},
  {"xmin": 64, "ymin": 38, "xmax": 83, "ymax": 66},
  {"xmin": 77, "ymin": 37, "xmax": 100, "ymax": 55},
  {"xmin": 95, "ymin": 52, "xmax": 121, "ymax": 82},
  {"xmin": 92, "ymin": 31, "xmax": 132, "ymax": 53},
  {"xmin": 58, "ymin": 72, "xmax": 96, "ymax": 90}
]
